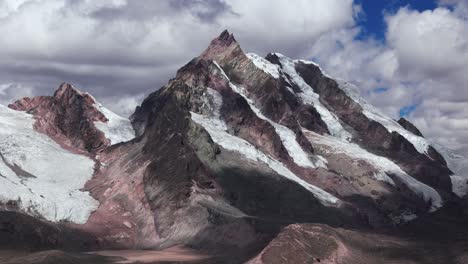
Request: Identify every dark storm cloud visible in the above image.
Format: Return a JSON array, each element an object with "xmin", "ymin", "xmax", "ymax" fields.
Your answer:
[
  {"xmin": 169, "ymin": 0, "xmax": 237, "ymax": 23},
  {"xmin": 89, "ymin": 1, "xmax": 176, "ymax": 21},
  {"xmin": 86, "ymin": 0, "xmax": 234, "ymax": 23},
  {"xmin": 0, "ymin": 0, "xmax": 357, "ymax": 109},
  {"xmin": 0, "ymin": 57, "xmax": 176, "ymax": 104}
]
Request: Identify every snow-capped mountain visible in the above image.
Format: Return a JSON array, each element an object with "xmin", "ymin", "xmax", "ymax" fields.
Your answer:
[
  {"xmin": 0, "ymin": 83, "xmax": 135, "ymax": 225},
  {"xmin": 0, "ymin": 31, "xmax": 467, "ymax": 264}
]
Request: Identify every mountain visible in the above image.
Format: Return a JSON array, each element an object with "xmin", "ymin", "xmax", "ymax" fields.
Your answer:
[{"xmin": 0, "ymin": 30, "xmax": 467, "ymax": 264}]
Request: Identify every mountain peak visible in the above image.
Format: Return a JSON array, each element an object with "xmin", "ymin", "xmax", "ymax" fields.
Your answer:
[
  {"xmin": 54, "ymin": 82, "xmax": 86, "ymax": 99},
  {"xmin": 217, "ymin": 29, "xmax": 236, "ymax": 44},
  {"xmin": 199, "ymin": 30, "xmax": 244, "ymax": 63},
  {"xmin": 9, "ymin": 82, "xmax": 91, "ymax": 111}
]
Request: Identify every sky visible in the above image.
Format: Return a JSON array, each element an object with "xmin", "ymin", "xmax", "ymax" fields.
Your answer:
[{"xmin": 0, "ymin": 0, "xmax": 467, "ymax": 153}]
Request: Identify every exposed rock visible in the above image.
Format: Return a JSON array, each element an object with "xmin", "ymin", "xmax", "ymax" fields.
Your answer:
[{"xmin": 398, "ymin": 117, "xmax": 424, "ymax": 137}]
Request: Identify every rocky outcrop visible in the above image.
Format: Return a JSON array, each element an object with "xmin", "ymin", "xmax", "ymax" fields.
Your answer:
[
  {"xmin": 247, "ymin": 221, "xmax": 468, "ymax": 264},
  {"xmin": 398, "ymin": 117, "xmax": 424, "ymax": 137}
]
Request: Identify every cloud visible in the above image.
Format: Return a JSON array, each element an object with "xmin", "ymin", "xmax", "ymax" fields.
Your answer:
[
  {"xmin": 99, "ymin": 93, "xmax": 146, "ymax": 117},
  {"xmin": 384, "ymin": 6, "xmax": 468, "ymax": 151},
  {"xmin": 0, "ymin": 0, "xmax": 358, "ymax": 110},
  {"xmin": 386, "ymin": 7, "xmax": 468, "ymax": 81},
  {"xmin": 0, "ymin": 83, "xmax": 35, "ymax": 105},
  {"xmin": 221, "ymin": 0, "xmax": 358, "ymax": 57}
]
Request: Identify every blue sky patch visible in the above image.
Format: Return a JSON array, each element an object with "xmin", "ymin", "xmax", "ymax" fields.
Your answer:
[
  {"xmin": 373, "ymin": 87, "xmax": 389, "ymax": 94},
  {"xmin": 356, "ymin": 0, "xmax": 438, "ymax": 41},
  {"xmin": 399, "ymin": 104, "xmax": 419, "ymax": 117}
]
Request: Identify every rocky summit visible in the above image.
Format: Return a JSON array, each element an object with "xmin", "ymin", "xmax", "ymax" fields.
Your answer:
[{"xmin": 0, "ymin": 30, "xmax": 467, "ymax": 264}]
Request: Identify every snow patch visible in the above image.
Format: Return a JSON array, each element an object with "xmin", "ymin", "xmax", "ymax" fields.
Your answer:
[
  {"xmin": 303, "ymin": 130, "xmax": 443, "ymax": 212},
  {"xmin": 191, "ymin": 89, "xmax": 338, "ymax": 205},
  {"xmin": 0, "ymin": 104, "xmax": 98, "ymax": 224},
  {"xmin": 228, "ymin": 82, "xmax": 321, "ymax": 169},
  {"xmin": 275, "ymin": 54, "xmax": 352, "ymax": 141},
  {"xmin": 247, "ymin": 53, "xmax": 280, "ymax": 79},
  {"xmin": 432, "ymin": 143, "xmax": 468, "ymax": 197},
  {"xmin": 94, "ymin": 103, "xmax": 135, "ymax": 145},
  {"xmin": 212, "ymin": 61, "xmax": 230, "ymax": 81},
  {"xmin": 337, "ymin": 80, "xmax": 430, "ymax": 155}
]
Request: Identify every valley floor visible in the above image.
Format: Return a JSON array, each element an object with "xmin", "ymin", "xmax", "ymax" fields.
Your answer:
[
  {"xmin": 91, "ymin": 246, "xmax": 210, "ymax": 263},
  {"xmin": 1, "ymin": 229, "xmax": 467, "ymax": 264},
  {"xmin": 0, "ymin": 246, "xmax": 210, "ymax": 264}
]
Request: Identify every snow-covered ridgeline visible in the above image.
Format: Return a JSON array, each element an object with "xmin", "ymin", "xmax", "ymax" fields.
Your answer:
[
  {"xmin": 273, "ymin": 53, "xmax": 352, "ymax": 141},
  {"xmin": 0, "ymin": 105, "xmax": 98, "ymax": 224},
  {"xmin": 228, "ymin": 82, "xmax": 324, "ymax": 168},
  {"xmin": 432, "ymin": 143, "xmax": 468, "ymax": 197},
  {"xmin": 247, "ymin": 52, "xmax": 431, "ymax": 155},
  {"xmin": 246, "ymin": 53, "xmax": 280, "ymax": 79},
  {"xmin": 94, "ymin": 103, "xmax": 135, "ymax": 145},
  {"xmin": 303, "ymin": 130, "xmax": 443, "ymax": 212},
  {"xmin": 337, "ymin": 80, "xmax": 430, "ymax": 155},
  {"xmin": 191, "ymin": 88, "xmax": 339, "ymax": 205}
]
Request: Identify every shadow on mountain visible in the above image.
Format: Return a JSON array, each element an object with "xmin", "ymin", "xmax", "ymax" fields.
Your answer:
[
  {"xmin": 183, "ymin": 166, "xmax": 468, "ymax": 263},
  {"xmin": 0, "ymin": 211, "xmax": 99, "ymax": 252},
  {"xmin": 185, "ymin": 166, "xmax": 366, "ymax": 263}
]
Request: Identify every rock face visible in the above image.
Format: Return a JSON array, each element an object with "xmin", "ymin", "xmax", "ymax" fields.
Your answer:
[{"xmin": 1, "ymin": 30, "xmax": 467, "ymax": 263}]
